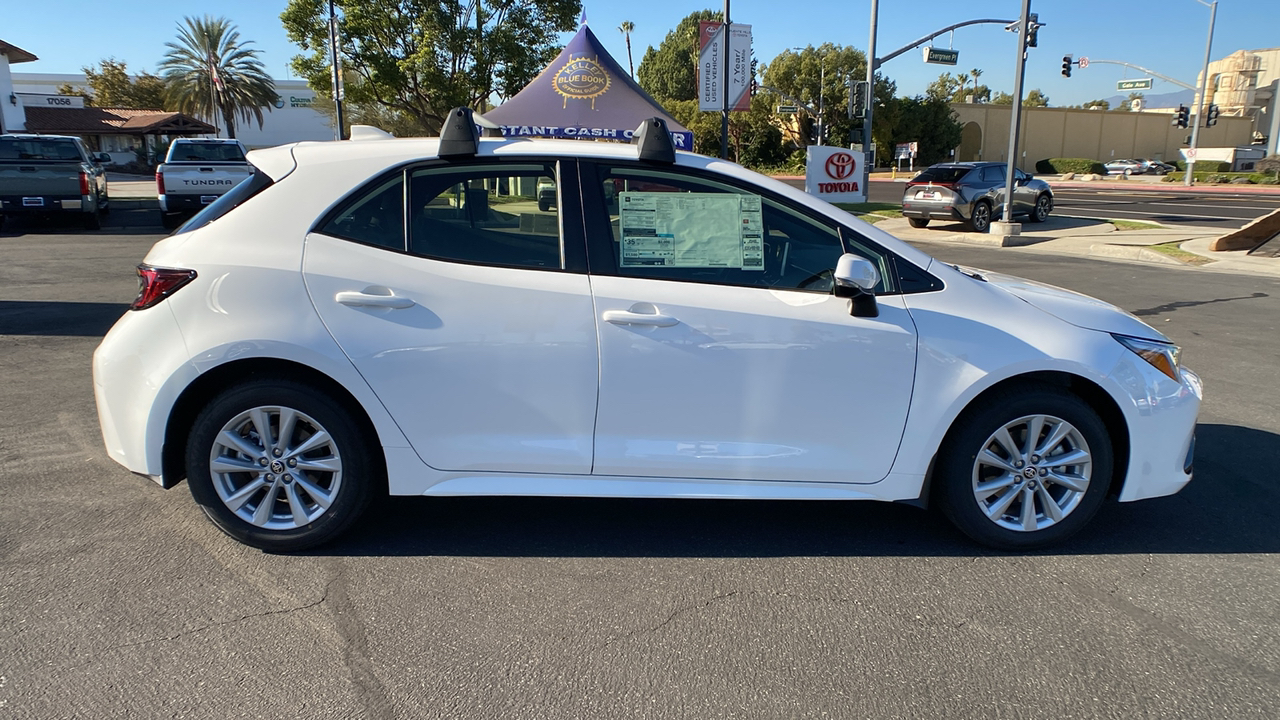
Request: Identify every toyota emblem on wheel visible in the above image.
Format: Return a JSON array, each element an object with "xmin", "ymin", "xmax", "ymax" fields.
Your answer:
[{"xmin": 825, "ymin": 152, "xmax": 856, "ymax": 180}]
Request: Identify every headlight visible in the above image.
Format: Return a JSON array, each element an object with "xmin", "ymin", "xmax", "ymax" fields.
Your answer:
[{"xmin": 1113, "ymin": 334, "xmax": 1181, "ymax": 381}]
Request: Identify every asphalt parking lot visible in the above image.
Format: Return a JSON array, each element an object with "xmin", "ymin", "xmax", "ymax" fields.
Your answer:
[{"xmin": 2, "ymin": 221, "xmax": 1279, "ymax": 718}]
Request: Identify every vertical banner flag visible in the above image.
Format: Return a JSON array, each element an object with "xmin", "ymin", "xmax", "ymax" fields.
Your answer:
[
  {"xmin": 698, "ymin": 22, "xmax": 723, "ymax": 112},
  {"xmin": 805, "ymin": 146, "xmax": 866, "ymax": 204},
  {"xmin": 699, "ymin": 23, "xmax": 753, "ymax": 112}
]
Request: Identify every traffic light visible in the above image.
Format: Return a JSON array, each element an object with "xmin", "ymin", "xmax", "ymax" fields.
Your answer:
[
  {"xmin": 750, "ymin": 79, "xmax": 758, "ymax": 97},
  {"xmin": 1026, "ymin": 13, "xmax": 1039, "ymax": 48},
  {"xmin": 1205, "ymin": 103, "xmax": 1221, "ymax": 127},
  {"xmin": 851, "ymin": 80, "xmax": 869, "ymax": 119},
  {"xmin": 1173, "ymin": 104, "xmax": 1190, "ymax": 128},
  {"xmin": 1061, "ymin": 55, "xmax": 1073, "ymax": 78}
]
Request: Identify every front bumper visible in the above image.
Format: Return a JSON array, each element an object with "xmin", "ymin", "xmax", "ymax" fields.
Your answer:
[{"xmin": 1109, "ymin": 352, "xmax": 1202, "ymax": 502}]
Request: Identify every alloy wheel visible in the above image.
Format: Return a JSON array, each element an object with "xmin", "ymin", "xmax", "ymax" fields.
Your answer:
[
  {"xmin": 971, "ymin": 414, "xmax": 1092, "ymax": 532},
  {"xmin": 208, "ymin": 405, "xmax": 343, "ymax": 530}
]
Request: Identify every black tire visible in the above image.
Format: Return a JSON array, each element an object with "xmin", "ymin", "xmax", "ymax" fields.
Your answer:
[
  {"xmin": 967, "ymin": 201, "xmax": 992, "ymax": 233},
  {"xmin": 933, "ymin": 384, "xmax": 1114, "ymax": 550},
  {"xmin": 185, "ymin": 379, "xmax": 378, "ymax": 551},
  {"xmin": 1027, "ymin": 194, "xmax": 1051, "ymax": 223},
  {"xmin": 82, "ymin": 212, "xmax": 101, "ymax": 231},
  {"xmin": 161, "ymin": 212, "xmax": 185, "ymax": 231},
  {"xmin": 908, "ymin": 217, "xmax": 931, "ymax": 228},
  {"xmin": 537, "ymin": 199, "xmax": 551, "ymax": 212}
]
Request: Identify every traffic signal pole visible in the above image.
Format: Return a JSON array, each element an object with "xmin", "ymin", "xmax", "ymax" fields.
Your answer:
[
  {"xmin": 1185, "ymin": 0, "xmax": 1217, "ymax": 187},
  {"xmin": 862, "ymin": 0, "xmax": 878, "ymax": 194},
  {"xmin": 1000, "ymin": 0, "xmax": 1031, "ymax": 229}
]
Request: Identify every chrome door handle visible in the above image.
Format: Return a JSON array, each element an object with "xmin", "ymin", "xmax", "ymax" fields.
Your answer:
[
  {"xmin": 335, "ymin": 290, "xmax": 415, "ymax": 309},
  {"xmin": 602, "ymin": 309, "xmax": 679, "ymax": 327}
]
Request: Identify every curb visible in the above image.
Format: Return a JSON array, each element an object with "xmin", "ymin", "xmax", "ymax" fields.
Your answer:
[{"xmin": 1088, "ymin": 243, "xmax": 1188, "ymax": 265}]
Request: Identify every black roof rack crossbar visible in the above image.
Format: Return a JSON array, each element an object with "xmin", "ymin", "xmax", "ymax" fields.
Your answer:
[
  {"xmin": 631, "ymin": 117, "xmax": 676, "ymax": 164},
  {"xmin": 438, "ymin": 107, "xmax": 502, "ymax": 159}
]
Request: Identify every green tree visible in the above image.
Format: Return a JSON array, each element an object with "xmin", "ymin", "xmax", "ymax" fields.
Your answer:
[
  {"xmin": 875, "ymin": 95, "xmax": 963, "ymax": 166},
  {"xmin": 636, "ymin": 9, "xmax": 720, "ymax": 102},
  {"xmin": 1024, "ymin": 88, "xmax": 1049, "ymax": 107},
  {"xmin": 160, "ymin": 16, "xmax": 278, "ymax": 138},
  {"xmin": 970, "ymin": 68, "xmax": 983, "ymax": 96},
  {"xmin": 282, "ymin": 0, "xmax": 578, "ymax": 132},
  {"xmin": 761, "ymin": 44, "xmax": 893, "ymax": 149},
  {"xmin": 58, "ymin": 59, "xmax": 169, "ymax": 109},
  {"xmin": 618, "ymin": 21, "xmax": 636, "ymax": 79},
  {"xmin": 1115, "ymin": 92, "xmax": 1144, "ymax": 111},
  {"xmin": 925, "ymin": 72, "xmax": 962, "ymax": 102},
  {"xmin": 991, "ymin": 91, "xmax": 1013, "ymax": 105}
]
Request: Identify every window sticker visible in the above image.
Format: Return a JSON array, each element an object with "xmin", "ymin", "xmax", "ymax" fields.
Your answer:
[{"xmin": 619, "ymin": 192, "xmax": 763, "ymax": 270}]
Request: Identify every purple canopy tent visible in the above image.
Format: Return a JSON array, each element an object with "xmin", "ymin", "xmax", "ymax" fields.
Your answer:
[{"xmin": 485, "ymin": 25, "xmax": 694, "ymax": 150}]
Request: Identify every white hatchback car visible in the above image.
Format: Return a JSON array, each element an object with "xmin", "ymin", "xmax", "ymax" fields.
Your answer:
[{"xmin": 93, "ymin": 110, "xmax": 1201, "ymax": 552}]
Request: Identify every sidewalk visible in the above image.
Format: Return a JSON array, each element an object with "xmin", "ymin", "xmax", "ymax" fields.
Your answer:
[{"xmin": 875, "ymin": 215, "xmax": 1280, "ymax": 278}]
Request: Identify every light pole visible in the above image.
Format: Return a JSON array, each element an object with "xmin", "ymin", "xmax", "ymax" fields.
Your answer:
[
  {"xmin": 999, "ymin": 0, "xmax": 1032, "ymax": 232},
  {"xmin": 863, "ymin": 0, "xmax": 878, "ymax": 189},
  {"xmin": 1186, "ymin": 0, "xmax": 1217, "ymax": 187},
  {"xmin": 818, "ymin": 61, "xmax": 826, "ymax": 145}
]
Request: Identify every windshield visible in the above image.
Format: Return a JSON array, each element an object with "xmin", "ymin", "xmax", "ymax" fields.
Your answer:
[
  {"xmin": 0, "ymin": 138, "xmax": 83, "ymax": 162},
  {"xmin": 169, "ymin": 142, "xmax": 246, "ymax": 162},
  {"xmin": 911, "ymin": 166, "xmax": 971, "ymax": 184}
]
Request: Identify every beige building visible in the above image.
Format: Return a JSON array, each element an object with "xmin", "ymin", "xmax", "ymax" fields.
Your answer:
[{"xmin": 950, "ymin": 103, "xmax": 1254, "ymax": 171}]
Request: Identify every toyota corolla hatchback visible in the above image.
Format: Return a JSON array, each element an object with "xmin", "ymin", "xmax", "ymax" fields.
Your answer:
[{"xmin": 93, "ymin": 110, "xmax": 1201, "ymax": 552}]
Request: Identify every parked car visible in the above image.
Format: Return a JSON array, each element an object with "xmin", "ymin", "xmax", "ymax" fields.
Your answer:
[
  {"xmin": 93, "ymin": 111, "xmax": 1200, "ymax": 553},
  {"xmin": 901, "ymin": 162, "xmax": 1054, "ymax": 233},
  {"xmin": 157, "ymin": 138, "xmax": 252, "ymax": 230},
  {"xmin": 0, "ymin": 134, "xmax": 110, "ymax": 230},
  {"xmin": 1104, "ymin": 159, "xmax": 1146, "ymax": 176},
  {"xmin": 537, "ymin": 177, "xmax": 556, "ymax": 211},
  {"xmin": 1139, "ymin": 159, "xmax": 1175, "ymax": 175}
]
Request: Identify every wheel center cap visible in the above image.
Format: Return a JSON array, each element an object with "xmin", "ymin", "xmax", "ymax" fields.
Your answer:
[
  {"xmin": 270, "ymin": 460, "xmax": 285, "ymax": 474},
  {"xmin": 1023, "ymin": 467, "xmax": 1037, "ymax": 479}
]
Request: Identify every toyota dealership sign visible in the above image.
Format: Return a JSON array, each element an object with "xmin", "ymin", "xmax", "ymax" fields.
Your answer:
[{"xmin": 805, "ymin": 146, "xmax": 866, "ymax": 204}]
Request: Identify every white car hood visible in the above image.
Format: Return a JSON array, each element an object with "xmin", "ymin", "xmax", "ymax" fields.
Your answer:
[{"xmin": 959, "ymin": 266, "xmax": 1168, "ymax": 341}]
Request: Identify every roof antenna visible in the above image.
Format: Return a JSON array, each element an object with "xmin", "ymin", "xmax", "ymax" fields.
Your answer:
[{"xmin": 631, "ymin": 117, "xmax": 675, "ymax": 163}]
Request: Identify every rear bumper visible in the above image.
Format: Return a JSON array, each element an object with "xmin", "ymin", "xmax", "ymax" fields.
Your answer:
[
  {"xmin": 0, "ymin": 194, "xmax": 93, "ymax": 214},
  {"xmin": 159, "ymin": 194, "xmax": 219, "ymax": 213}
]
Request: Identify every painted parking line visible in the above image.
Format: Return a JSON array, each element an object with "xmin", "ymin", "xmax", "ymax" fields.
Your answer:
[{"xmin": 1057, "ymin": 199, "xmax": 1280, "ymax": 211}]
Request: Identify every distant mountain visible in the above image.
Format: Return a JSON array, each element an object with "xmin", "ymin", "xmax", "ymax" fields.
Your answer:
[{"xmin": 1103, "ymin": 88, "xmax": 1195, "ymax": 109}]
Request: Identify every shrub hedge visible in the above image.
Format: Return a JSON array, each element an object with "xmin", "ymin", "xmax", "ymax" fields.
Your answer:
[
  {"xmin": 1170, "ymin": 160, "xmax": 1233, "ymax": 173},
  {"xmin": 1162, "ymin": 171, "xmax": 1278, "ymax": 184},
  {"xmin": 1035, "ymin": 157, "xmax": 1108, "ymax": 175}
]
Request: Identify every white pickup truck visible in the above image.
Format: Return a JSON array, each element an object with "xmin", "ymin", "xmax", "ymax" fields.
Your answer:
[{"xmin": 156, "ymin": 138, "xmax": 253, "ymax": 229}]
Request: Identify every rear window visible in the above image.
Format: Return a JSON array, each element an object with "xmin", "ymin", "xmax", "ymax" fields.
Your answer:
[
  {"xmin": 911, "ymin": 167, "xmax": 971, "ymax": 184},
  {"xmin": 171, "ymin": 169, "xmax": 272, "ymax": 235},
  {"xmin": 169, "ymin": 142, "xmax": 246, "ymax": 163},
  {"xmin": 0, "ymin": 138, "xmax": 83, "ymax": 162}
]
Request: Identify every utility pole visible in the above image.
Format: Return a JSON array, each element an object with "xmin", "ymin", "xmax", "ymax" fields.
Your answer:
[
  {"xmin": 328, "ymin": 0, "xmax": 345, "ymax": 140},
  {"xmin": 999, "ymin": 0, "xmax": 1032, "ymax": 234},
  {"xmin": 721, "ymin": 0, "xmax": 731, "ymax": 159},
  {"xmin": 817, "ymin": 61, "xmax": 826, "ymax": 146},
  {"xmin": 862, "ymin": 0, "xmax": 878, "ymax": 193},
  {"xmin": 1186, "ymin": 0, "xmax": 1217, "ymax": 187}
]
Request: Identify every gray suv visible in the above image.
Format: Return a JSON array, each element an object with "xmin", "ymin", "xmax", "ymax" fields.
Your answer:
[{"xmin": 901, "ymin": 162, "xmax": 1053, "ymax": 233}]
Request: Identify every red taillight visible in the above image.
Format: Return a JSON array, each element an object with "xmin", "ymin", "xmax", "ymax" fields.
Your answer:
[
  {"xmin": 131, "ymin": 265, "xmax": 197, "ymax": 310},
  {"xmin": 156, "ymin": 169, "xmax": 164, "ymax": 196},
  {"xmin": 79, "ymin": 171, "xmax": 90, "ymax": 196}
]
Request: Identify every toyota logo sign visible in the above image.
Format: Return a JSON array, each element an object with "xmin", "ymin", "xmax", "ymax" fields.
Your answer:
[{"xmin": 825, "ymin": 152, "xmax": 856, "ymax": 180}]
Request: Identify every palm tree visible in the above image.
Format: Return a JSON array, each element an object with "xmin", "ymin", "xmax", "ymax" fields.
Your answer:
[
  {"xmin": 954, "ymin": 72, "xmax": 969, "ymax": 101},
  {"xmin": 619, "ymin": 21, "xmax": 636, "ymax": 78},
  {"xmin": 160, "ymin": 16, "xmax": 278, "ymax": 139},
  {"xmin": 970, "ymin": 67, "xmax": 983, "ymax": 98}
]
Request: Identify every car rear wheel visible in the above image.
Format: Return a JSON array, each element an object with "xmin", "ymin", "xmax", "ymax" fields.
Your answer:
[
  {"xmin": 1028, "ymin": 194, "xmax": 1051, "ymax": 223},
  {"xmin": 537, "ymin": 199, "xmax": 550, "ymax": 212},
  {"xmin": 185, "ymin": 379, "xmax": 377, "ymax": 551},
  {"xmin": 82, "ymin": 211, "xmax": 101, "ymax": 231},
  {"xmin": 908, "ymin": 218, "xmax": 930, "ymax": 228},
  {"xmin": 935, "ymin": 385, "xmax": 1113, "ymax": 549},
  {"xmin": 967, "ymin": 201, "xmax": 992, "ymax": 233}
]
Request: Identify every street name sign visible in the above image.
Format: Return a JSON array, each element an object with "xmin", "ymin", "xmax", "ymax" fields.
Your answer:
[
  {"xmin": 776, "ymin": 105, "xmax": 798, "ymax": 115},
  {"xmin": 1117, "ymin": 78, "xmax": 1154, "ymax": 91},
  {"xmin": 922, "ymin": 47, "xmax": 959, "ymax": 66}
]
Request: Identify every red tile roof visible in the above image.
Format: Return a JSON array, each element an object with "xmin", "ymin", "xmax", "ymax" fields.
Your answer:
[{"xmin": 23, "ymin": 107, "xmax": 215, "ymax": 135}]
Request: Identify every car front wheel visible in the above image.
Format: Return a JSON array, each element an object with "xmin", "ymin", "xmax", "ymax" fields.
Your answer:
[
  {"xmin": 1028, "ymin": 194, "xmax": 1051, "ymax": 223},
  {"xmin": 185, "ymin": 379, "xmax": 377, "ymax": 551},
  {"xmin": 935, "ymin": 385, "xmax": 1113, "ymax": 549}
]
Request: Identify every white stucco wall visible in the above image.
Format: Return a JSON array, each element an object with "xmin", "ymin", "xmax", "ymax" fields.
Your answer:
[{"xmin": 11, "ymin": 73, "xmax": 334, "ymax": 148}]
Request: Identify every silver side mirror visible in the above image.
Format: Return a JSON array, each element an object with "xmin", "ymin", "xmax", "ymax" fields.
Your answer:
[{"xmin": 834, "ymin": 253, "xmax": 879, "ymax": 292}]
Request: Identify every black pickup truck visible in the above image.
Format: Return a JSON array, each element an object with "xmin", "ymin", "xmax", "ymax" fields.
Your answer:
[{"xmin": 0, "ymin": 134, "xmax": 111, "ymax": 230}]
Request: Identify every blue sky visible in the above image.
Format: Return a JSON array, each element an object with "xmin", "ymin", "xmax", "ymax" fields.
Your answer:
[{"xmin": 5, "ymin": 0, "xmax": 1276, "ymax": 106}]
